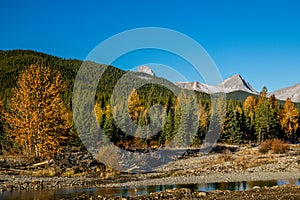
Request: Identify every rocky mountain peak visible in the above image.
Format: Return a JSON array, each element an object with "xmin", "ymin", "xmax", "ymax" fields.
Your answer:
[
  {"xmin": 137, "ymin": 66, "xmax": 156, "ymax": 76},
  {"xmin": 175, "ymin": 73, "xmax": 300, "ymax": 103},
  {"xmin": 175, "ymin": 74, "xmax": 258, "ymax": 95},
  {"xmin": 217, "ymin": 74, "xmax": 258, "ymax": 94},
  {"xmin": 270, "ymin": 83, "xmax": 300, "ymax": 102}
]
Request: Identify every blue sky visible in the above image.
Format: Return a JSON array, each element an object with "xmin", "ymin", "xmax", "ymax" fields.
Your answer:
[{"xmin": 1, "ymin": 0, "xmax": 300, "ymax": 92}]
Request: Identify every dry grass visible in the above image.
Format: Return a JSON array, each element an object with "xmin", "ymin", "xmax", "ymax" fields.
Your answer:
[
  {"xmin": 217, "ymin": 150, "xmax": 232, "ymax": 163},
  {"xmin": 244, "ymin": 156, "xmax": 276, "ymax": 168}
]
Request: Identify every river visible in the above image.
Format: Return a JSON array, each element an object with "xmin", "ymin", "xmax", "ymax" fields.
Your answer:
[{"xmin": 1, "ymin": 179, "xmax": 299, "ymax": 199}]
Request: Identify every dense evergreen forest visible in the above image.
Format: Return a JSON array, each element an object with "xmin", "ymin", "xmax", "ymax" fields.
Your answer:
[{"xmin": 0, "ymin": 50, "xmax": 299, "ymax": 160}]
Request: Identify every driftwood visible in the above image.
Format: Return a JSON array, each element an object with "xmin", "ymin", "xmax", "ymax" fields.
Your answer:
[
  {"xmin": 32, "ymin": 159, "xmax": 53, "ymax": 167},
  {"xmin": 0, "ymin": 159, "xmax": 53, "ymax": 171},
  {"xmin": 0, "ymin": 167, "xmax": 32, "ymax": 173},
  {"xmin": 0, "ymin": 148, "xmax": 105, "ymax": 175}
]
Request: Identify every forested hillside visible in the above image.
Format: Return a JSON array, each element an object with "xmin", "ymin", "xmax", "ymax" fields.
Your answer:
[{"xmin": 0, "ymin": 50, "xmax": 299, "ymax": 161}]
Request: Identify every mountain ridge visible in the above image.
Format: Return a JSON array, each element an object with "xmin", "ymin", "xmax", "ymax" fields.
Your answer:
[
  {"xmin": 175, "ymin": 74, "xmax": 258, "ymax": 95},
  {"xmin": 270, "ymin": 83, "xmax": 300, "ymax": 103},
  {"xmin": 1, "ymin": 50, "xmax": 299, "ymax": 103},
  {"xmin": 174, "ymin": 73, "xmax": 300, "ymax": 103}
]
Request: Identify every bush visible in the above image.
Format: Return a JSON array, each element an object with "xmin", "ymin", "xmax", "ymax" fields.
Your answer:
[
  {"xmin": 259, "ymin": 139, "xmax": 289, "ymax": 154},
  {"xmin": 271, "ymin": 139, "xmax": 289, "ymax": 154},
  {"xmin": 259, "ymin": 139, "xmax": 273, "ymax": 154}
]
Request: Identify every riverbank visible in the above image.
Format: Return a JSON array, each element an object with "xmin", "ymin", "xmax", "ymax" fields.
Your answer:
[
  {"xmin": 1, "ymin": 144, "xmax": 300, "ymax": 198},
  {"xmin": 98, "ymin": 171, "xmax": 300, "ymax": 188},
  {"xmin": 70, "ymin": 185, "xmax": 300, "ymax": 200}
]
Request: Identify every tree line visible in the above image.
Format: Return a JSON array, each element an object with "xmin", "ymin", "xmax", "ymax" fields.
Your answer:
[{"xmin": 93, "ymin": 86, "xmax": 300, "ymax": 149}]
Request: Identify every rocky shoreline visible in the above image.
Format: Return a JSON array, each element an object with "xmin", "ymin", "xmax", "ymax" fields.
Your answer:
[
  {"xmin": 98, "ymin": 171, "xmax": 300, "ymax": 188},
  {"xmin": 70, "ymin": 185, "xmax": 300, "ymax": 200},
  {"xmin": 1, "ymin": 144, "xmax": 300, "ymax": 199},
  {"xmin": 0, "ymin": 175, "xmax": 97, "ymax": 192}
]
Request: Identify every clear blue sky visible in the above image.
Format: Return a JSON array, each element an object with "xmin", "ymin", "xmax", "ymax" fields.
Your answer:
[{"xmin": 1, "ymin": 0, "xmax": 300, "ymax": 92}]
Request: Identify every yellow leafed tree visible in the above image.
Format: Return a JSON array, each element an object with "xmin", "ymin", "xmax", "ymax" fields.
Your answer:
[
  {"xmin": 94, "ymin": 102, "xmax": 104, "ymax": 124},
  {"xmin": 128, "ymin": 89, "xmax": 145, "ymax": 123},
  {"xmin": 5, "ymin": 64, "xmax": 71, "ymax": 160},
  {"xmin": 280, "ymin": 98, "xmax": 299, "ymax": 140}
]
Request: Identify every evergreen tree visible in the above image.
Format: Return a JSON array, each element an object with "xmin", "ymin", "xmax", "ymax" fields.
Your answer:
[
  {"xmin": 103, "ymin": 105, "xmax": 118, "ymax": 144},
  {"xmin": 172, "ymin": 98, "xmax": 182, "ymax": 147},
  {"xmin": 134, "ymin": 112, "xmax": 147, "ymax": 146},
  {"xmin": 268, "ymin": 95, "xmax": 280, "ymax": 139},
  {"xmin": 172, "ymin": 93, "xmax": 198, "ymax": 148},
  {"xmin": 160, "ymin": 111, "xmax": 174, "ymax": 146},
  {"xmin": 254, "ymin": 87, "xmax": 277, "ymax": 142},
  {"xmin": 221, "ymin": 101, "xmax": 243, "ymax": 144}
]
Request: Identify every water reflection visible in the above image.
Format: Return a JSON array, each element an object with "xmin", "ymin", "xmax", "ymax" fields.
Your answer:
[
  {"xmin": 1, "ymin": 179, "xmax": 300, "ymax": 199},
  {"xmin": 197, "ymin": 181, "xmax": 249, "ymax": 191}
]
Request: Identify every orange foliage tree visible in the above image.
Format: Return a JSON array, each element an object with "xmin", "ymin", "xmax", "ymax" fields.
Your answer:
[
  {"xmin": 280, "ymin": 98, "xmax": 299, "ymax": 140},
  {"xmin": 5, "ymin": 64, "xmax": 71, "ymax": 160},
  {"xmin": 243, "ymin": 95, "xmax": 257, "ymax": 140},
  {"xmin": 128, "ymin": 89, "xmax": 145, "ymax": 123}
]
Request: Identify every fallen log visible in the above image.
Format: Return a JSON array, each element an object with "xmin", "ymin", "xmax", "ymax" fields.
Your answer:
[{"xmin": 32, "ymin": 159, "xmax": 53, "ymax": 167}]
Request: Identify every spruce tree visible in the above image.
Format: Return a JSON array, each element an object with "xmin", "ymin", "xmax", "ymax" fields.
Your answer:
[
  {"xmin": 103, "ymin": 106, "xmax": 118, "ymax": 144},
  {"xmin": 254, "ymin": 87, "xmax": 276, "ymax": 142},
  {"xmin": 160, "ymin": 111, "xmax": 174, "ymax": 146},
  {"xmin": 221, "ymin": 101, "xmax": 242, "ymax": 144}
]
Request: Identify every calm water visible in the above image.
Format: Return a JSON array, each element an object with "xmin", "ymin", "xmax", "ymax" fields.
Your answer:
[{"xmin": 1, "ymin": 180, "xmax": 300, "ymax": 200}]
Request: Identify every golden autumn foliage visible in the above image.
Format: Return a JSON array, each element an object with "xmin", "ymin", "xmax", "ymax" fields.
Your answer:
[
  {"xmin": 198, "ymin": 103, "xmax": 209, "ymax": 130},
  {"xmin": 243, "ymin": 96, "xmax": 257, "ymax": 114},
  {"xmin": 94, "ymin": 102, "xmax": 104, "ymax": 124},
  {"xmin": 280, "ymin": 98, "xmax": 299, "ymax": 139},
  {"xmin": 5, "ymin": 65, "xmax": 71, "ymax": 160},
  {"xmin": 0, "ymin": 99, "xmax": 4, "ymax": 149},
  {"xmin": 128, "ymin": 89, "xmax": 145, "ymax": 122}
]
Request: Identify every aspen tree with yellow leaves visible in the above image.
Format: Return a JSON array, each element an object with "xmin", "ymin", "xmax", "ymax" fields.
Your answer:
[{"xmin": 5, "ymin": 65, "xmax": 71, "ymax": 160}]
